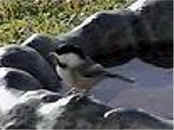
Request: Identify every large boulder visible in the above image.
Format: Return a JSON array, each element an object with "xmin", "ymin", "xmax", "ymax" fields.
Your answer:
[
  {"xmin": 132, "ymin": 0, "xmax": 173, "ymax": 68},
  {"xmin": 21, "ymin": 0, "xmax": 172, "ymax": 68},
  {"xmin": 58, "ymin": 0, "xmax": 172, "ymax": 68},
  {"xmin": 0, "ymin": 45, "xmax": 62, "ymax": 92},
  {"xmin": 20, "ymin": 0, "xmax": 172, "ymax": 68}
]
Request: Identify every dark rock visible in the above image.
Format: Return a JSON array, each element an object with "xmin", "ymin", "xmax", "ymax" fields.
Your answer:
[
  {"xmin": 0, "ymin": 67, "xmax": 42, "ymax": 91},
  {"xmin": 0, "ymin": 45, "xmax": 62, "ymax": 92},
  {"xmin": 101, "ymin": 108, "xmax": 173, "ymax": 129},
  {"xmin": 0, "ymin": 68, "xmax": 42, "ymax": 114},
  {"xmin": 0, "ymin": 89, "xmax": 62, "ymax": 129},
  {"xmin": 57, "ymin": 0, "xmax": 172, "ymax": 68},
  {"xmin": 21, "ymin": 0, "xmax": 172, "ymax": 69},
  {"xmin": 0, "ymin": 92, "xmax": 172, "ymax": 129},
  {"xmin": 0, "ymin": 92, "xmax": 110, "ymax": 129},
  {"xmin": 21, "ymin": 34, "xmax": 63, "ymax": 80},
  {"xmin": 21, "ymin": 33, "xmax": 60, "ymax": 59},
  {"xmin": 133, "ymin": 0, "xmax": 173, "ymax": 68},
  {"xmin": 1, "ymin": 99, "xmax": 41, "ymax": 129}
]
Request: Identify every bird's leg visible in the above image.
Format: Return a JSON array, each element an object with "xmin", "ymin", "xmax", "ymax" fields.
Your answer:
[
  {"xmin": 71, "ymin": 88, "xmax": 90, "ymax": 101},
  {"xmin": 65, "ymin": 84, "xmax": 86, "ymax": 96}
]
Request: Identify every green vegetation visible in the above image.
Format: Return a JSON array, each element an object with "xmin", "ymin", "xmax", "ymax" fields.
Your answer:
[{"xmin": 0, "ymin": 0, "xmax": 133, "ymax": 45}]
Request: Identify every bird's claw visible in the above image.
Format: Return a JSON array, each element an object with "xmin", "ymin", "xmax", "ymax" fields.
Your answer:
[
  {"xmin": 65, "ymin": 88, "xmax": 79, "ymax": 96},
  {"xmin": 65, "ymin": 88, "xmax": 90, "ymax": 102}
]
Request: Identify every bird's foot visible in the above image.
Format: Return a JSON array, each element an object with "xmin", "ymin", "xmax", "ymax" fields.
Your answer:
[
  {"xmin": 72, "ymin": 90, "xmax": 90, "ymax": 102},
  {"xmin": 65, "ymin": 88, "xmax": 81, "ymax": 96},
  {"xmin": 65, "ymin": 88, "xmax": 90, "ymax": 101}
]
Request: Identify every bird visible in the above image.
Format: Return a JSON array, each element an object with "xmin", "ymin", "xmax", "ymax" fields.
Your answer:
[{"xmin": 49, "ymin": 43, "xmax": 135, "ymax": 96}]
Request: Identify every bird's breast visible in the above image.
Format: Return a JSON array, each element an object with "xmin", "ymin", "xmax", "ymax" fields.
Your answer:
[
  {"xmin": 56, "ymin": 66, "xmax": 104, "ymax": 90},
  {"xmin": 56, "ymin": 67, "xmax": 74, "ymax": 86}
]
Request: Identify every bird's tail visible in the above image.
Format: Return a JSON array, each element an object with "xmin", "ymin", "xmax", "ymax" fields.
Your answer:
[{"xmin": 104, "ymin": 72, "xmax": 135, "ymax": 83}]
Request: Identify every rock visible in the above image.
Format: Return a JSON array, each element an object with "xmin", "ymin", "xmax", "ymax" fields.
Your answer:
[
  {"xmin": 0, "ymin": 67, "xmax": 43, "ymax": 113},
  {"xmin": 0, "ymin": 89, "xmax": 62, "ymax": 129},
  {"xmin": 21, "ymin": 34, "xmax": 62, "ymax": 80},
  {"xmin": 1, "ymin": 98, "xmax": 41, "ymax": 129},
  {"xmin": 37, "ymin": 94, "xmax": 111, "ymax": 129},
  {"xmin": 133, "ymin": 0, "xmax": 173, "ymax": 68},
  {"xmin": 0, "ymin": 67, "xmax": 42, "ymax": 91},
  {"xmin": 58, "ymin": 0, "xmax": 172, "ymax": 68},
  {"xmin": 21, "ymin": 0, "xmax": 172, "ymax": 68},
  {"xmin": 102, "ymin": 108, "xmax": 173, "ymax": 129},
  {"xmin": 21, "ymin": 34, "xmax": 60, "ymax": 59},
  {"xmin": 0, "ymin": 92, "xmax": 172, "ymax": 129},
  {"xmin": 0, "ymin": 45, "xmax": 62, "ymax": 92}
]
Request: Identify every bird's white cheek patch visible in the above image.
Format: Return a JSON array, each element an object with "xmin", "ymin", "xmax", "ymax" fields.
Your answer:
[{"xmin": 58, "ymin": 53, "xmax": 84, "ymax": 68}]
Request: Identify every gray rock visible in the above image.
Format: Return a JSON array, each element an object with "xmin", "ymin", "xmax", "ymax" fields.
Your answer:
[
  {"xmin": 0, "ymin": 67, "xmax": 42, "ymax": 114},
  {"xmin": 0, "ymin": 89, "xmax": 62, "ymax": 129},
  {"xmin": 21, "ymin": 0, "xmax": 172, "ymax": 68},
  {"xmin": 133, "ymin": 0, "xmax": 173, "ymax": 68},
  {"xmin": 1, "ymin": 98, "xmax": 41, "ymax": 129},
  {"xmin": 101, "ymin": 108, "xmax": 173, "ymax": 129},
  {"xmin": 0, "ymin": 67, "xmax": 42, "ymax": 91},
  {"xmin": 58, "ymin": 0, "xmax": 172, "ymax": 68},
  {"xmin": 0, "ymin": 92, "xmax": 172, "ymax": 129},
  {"xmin": 21, "ymin": 34, "xmax": 62, "ymax": 80},
  {"xmin": 0, "ymin": 45, "xmax": 62, "ymax": 92},
  {"xmin": 21, "ymin": 34, "xmax": 60, "ymax": 59}
]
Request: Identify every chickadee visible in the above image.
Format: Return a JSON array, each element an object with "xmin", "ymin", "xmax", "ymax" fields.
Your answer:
[{"xmin": 49, "ymin": 44, "xmax": 135, "ymax": 95}]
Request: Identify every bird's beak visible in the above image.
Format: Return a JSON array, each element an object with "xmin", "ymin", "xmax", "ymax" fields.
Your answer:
[{"xmin": 48, "ymin": 52, "xmax": 59, "ymax": 65}]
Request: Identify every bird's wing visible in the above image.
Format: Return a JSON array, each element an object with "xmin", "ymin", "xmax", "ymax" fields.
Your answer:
[{"xmin": 77, "ymin": 60, "xmax": 135, "ymax": 83}]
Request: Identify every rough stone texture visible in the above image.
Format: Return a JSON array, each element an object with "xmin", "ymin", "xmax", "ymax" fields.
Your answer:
[
  {"xmin": 59, "ymin": 0, "xmax": 172, "ymax": 68},
  {"xmin": 0, "ymin": 91, "xmax": 172, "ymax": 129},
  {"xmin": 133, "ymin": 0, "xmax": 173, "ymax": 68},
  {"xmin": 0, "ymin": 0, "xmax": 173, "ymax": 129},
  {"xmin": 0, "ymin": 45, "xmax": 62, "ymax": 92},
  {"xmin": 22, "ymin": 0, "xmax": 172, "ymax": 68},
  {"xmin": 21, "ymin": 34, "xmax": 59, "ymax": 59},
  {"xmin": 0, "ymin": 90, "xmax": 62, "ymax": 129},
  {"xmin": 21, "ymin": 34, "xmax": 62, "ymax": 80},
  {"xmin": 0, "ymin": 67, "xmax": 42, "ymax": 91}
]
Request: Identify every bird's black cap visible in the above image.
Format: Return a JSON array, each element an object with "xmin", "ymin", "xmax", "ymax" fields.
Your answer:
[{"xmin": 55, "ymin": 43, "xmax": 86, "ymax": 59}]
